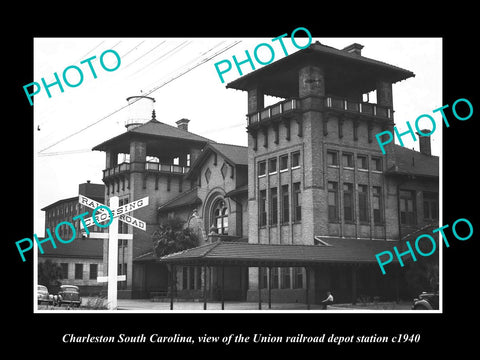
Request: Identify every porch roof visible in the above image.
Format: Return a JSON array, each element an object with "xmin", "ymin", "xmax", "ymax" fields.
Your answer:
[{"xmin": 158, "ymin": 237, "xmax": 400, "ymax": 267}]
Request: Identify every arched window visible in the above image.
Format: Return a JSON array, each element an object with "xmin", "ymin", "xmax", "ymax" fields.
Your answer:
[{"xmin": 213, "ymin": 200, "xmax": 228, "ymax": 235}]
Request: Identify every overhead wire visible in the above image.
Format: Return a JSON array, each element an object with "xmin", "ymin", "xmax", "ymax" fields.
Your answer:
[{"xmin": 37, "ymin": 40, "xmax": 242, "ymax": 156}]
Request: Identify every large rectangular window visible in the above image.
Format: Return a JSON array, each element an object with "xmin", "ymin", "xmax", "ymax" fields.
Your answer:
[
  {"xmin": 75, "ymin": 264, "xmax": 83, "ymax": 280},
  {"xmin": 293, "ymin": 182, "xmax": 301, "ymax": 222},
  {"xmin": 358, "ymin": 184, "xmax": 369, "ymax": 222},
  {"xmin": 258, "ymin": 161, "xmax": 266, "ymax": 177},
  {"xmin": 291, "ymin": 151, "xmax": 300, "ymax": 168},
  {"xmin": 89, "ymin": 264, "xmax": 98, "ymax": 280},
  {"xmin": 400, "ymin": 190, "xmax": 416, "ymax": 225},
  {"xmin": 327, "ymin": 151, "xmax": 339, "ymax": 166},
  {"xmin": 372, "ymin": 186, "xmax": 383, "ymax": 224},
  {"xmin": 271, "ymin": 268, "xmax": 279, "ymax": 289},
  {"xmin": 292, "ymin": 267, "xmax": 303, "ymax": 289},
  {"xmin": 280, "ymin": 154, "xmax": 288, "ymax": 171},
  {"xmin": 423, "ymin": 191, "xmax": 438, "ymax": 220},
  {"xmin": 259, "ymin": 190, "xmax": 267, "ymax": 227},
  {"xmin": 342, "ymin": 153, "xmax": 353, "ymax": 168},
  {"xmin": 281, "ymin": 185, "xmax": 289, "ymax": 224},
  {"xmin": 270, "ymin": 187, "xmax": 278, "ymax": 225},
  {"xmin": 60, "ymin": 263, "xmax": 69, "ymax": 279},
  {"xmin": 259, "ymin": 267, "xmax": 268, "ymax": 289},
  {"xmin": 268, "ymin": 158, "xmax": 277, "ymax": 174},
  {"xmin": 328, "ymin": 182, "xmax": 338, "ymax": 221},
  {"xmin": 343, "ymin": 183, "xmax": 354, "ymax": 222},
  {"xmin": 280, "ymin": 268, "xmax": 291, "ymax": 289},
  {"xmin": 357, "ymin": 155, "xmax": 368, "ymax": 170}
]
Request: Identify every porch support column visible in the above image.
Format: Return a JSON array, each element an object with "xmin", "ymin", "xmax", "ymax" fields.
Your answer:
[
  {"xmin": 268, "ymin": 266, "xmax": 272, "ymax": 309},
  {"xmin": 221, "ymin": 265, "xmax": 225, "ymax": 310},
  {"xmin": 258, "ymin": 267, "xmax": 262, "ymax": 310},
  {"xmin": 306, "ymin": 266, "xmax": 311, "ymax": 310},
  {"xmin": 203, "ymin": 265, "xmax": 208, "ymax": 310},
  {"xmin": 170, "ymin": 265, "xmax": 175, "ymax": 310}
]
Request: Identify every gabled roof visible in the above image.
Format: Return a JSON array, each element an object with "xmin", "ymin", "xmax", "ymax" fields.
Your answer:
[
  {"xmin": 186, "ymin": 142, "xmax": 248, "ymax": 180},
  {"xmin": 159, "ymin": 238, "xmax": 400, "ymax": 266},
  {"xmin": 387, "ymin": 145, "xmax": 439, "ymax": 178},
  {"xmin": 92, "ymin": 119, "xmax": 214, "ymax": 152},
  {"xmin": 157, "ymin": 187, "xmax": 202, "ymax": 213}
]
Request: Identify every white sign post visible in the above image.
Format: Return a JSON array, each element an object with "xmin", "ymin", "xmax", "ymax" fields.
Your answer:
[{"xmin": 78, "ymin": 195, "xmax": 148, "ymax": 310}]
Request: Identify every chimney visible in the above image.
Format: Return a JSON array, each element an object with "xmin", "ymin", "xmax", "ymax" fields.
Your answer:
[
  {"xmin": 343, "ymin": 43, "xmax": 364, "ymax": 56},
  {"xmin": 176, "ymin": 118, "xmax": 190, "ymax": 131},
  {"xmin": 417, "ymin": 130, "xmax": 432, "ymax": 156}
]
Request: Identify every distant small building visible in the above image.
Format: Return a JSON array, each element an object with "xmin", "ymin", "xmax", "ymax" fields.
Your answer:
[{"xmin": 38, "ymin": 182, "xmax": 105, "ymax": 295}]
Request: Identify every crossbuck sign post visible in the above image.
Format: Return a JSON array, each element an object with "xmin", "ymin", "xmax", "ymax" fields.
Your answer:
[{"xmin": 78, "ymin": 195, "xmax": 148, "ymax": 310}]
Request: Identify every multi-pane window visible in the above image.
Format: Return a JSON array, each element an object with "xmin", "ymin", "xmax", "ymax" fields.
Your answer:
[
  {"xmin": 60, "ymin": 263, "xmax": 69, "ymax": 279},
  {"xmin": 280, "ymin": 268, "xmax": 291, "ymax": 289},
  {"xmin": 293, "ymin": 182, "xmax": 301, "ymax": 222},
  {"xmin": 399, "ymin": 190, "xmax": 416, "ymax": 225},
  {"xmin": 292, "ymin": 267, "xmax": 303, "ymax": 289},
  {"xmin": 372, "ymin": 157, "xmax": 383, "ymax": 172},
  {"xmin": 270, "ymin": 187, "xmax": 278, "ymax": 225},
  {"xmin": 271, "ymin": 267, "xmax": 279, "ymax": 289},
  {"xmin": 343, "ymin": 183, "xmax": 354, "ymax": 221},
  {"xmin": 357, "ymin": 155, "xmax": 368, "ymax": 170},
  {"xmin": 327, "ymin": 151, "xmax": 339, "ymax": 166},
  {"xmin": 189, "ymin": 267, "xmax": 195, "ymax": 290},
  {"xmin": 259, "ymin": 267, "xmax": 268, "ymax": 289},
  {"xmin": 281, "ymin": 185, "xmax": 289, "ymax": 224},
  {"xmin": 259, "ymin": 190, "xmax": 267, "ymax": 227},
  {"xmin": 214, "ymin": 200, "xmax": 228, "ymax": 235},
  {"xmin": 328, "ymin": 182, "xmax": 338, "ymax": 221},
  {"xmin": 280, "ymin": 155, "xmax": 288, "ymax": 171},
  {"xmin": 423, "ymin": 192, "xmax": 439, "ymax": 220},
  {"xmin": 89, "ymin": 264, "xmax": 98, "ymax": 280},
  {"xmin": 269, "ymin": 158, "xmax": 277, "ymax": 174},
  {"xmin": 342, "ymin": 153, "xmax": 354, "ymax": 168},
  {"xmin": 258, "ymin": 161, "xmax": 266, "ymax": 176},
  {"xmin": 75, "ymin": 264, "xmax": 83, "ymax": 280},
  {"xmin": 291, "ymin": 151, "xmax": 300, "ymax": 168},
  {"xmin": 358, "ymin": 184, "xmax": 369, "ymax": 222},
  {"xmin": 372, "ymin": 186, "xmax": 383, "ymax": 224}
]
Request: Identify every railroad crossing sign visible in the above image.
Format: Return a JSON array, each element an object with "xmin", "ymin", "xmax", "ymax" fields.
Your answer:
[
  {"xmin": 79, "ymin": 194, "xmax": 148, "ymax": 230},
  {"xmin": 78, "ymin": 195, "xmax": 148, "ymax": 309}
]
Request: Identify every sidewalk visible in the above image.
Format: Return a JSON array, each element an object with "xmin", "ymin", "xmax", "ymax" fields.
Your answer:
[{"xmin": 115, "ymin": 299, "xmax": 411, "ymax": 311}]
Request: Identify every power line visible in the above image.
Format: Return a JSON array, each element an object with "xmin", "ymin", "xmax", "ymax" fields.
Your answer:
[{"xmin": 37, "ymin": 40, "xmax": 242, "ymax": 155}]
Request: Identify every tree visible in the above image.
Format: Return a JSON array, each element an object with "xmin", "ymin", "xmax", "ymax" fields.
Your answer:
[
  {"xmin": 153, "ymin": 217, "xmax": 199, "ymax": 257},
  {"xmin": 38, "ymin": 260, "xmax": 63, "ymax": 289}
]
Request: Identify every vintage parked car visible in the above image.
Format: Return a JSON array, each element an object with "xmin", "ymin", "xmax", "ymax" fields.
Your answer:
[
  {"xmin": 412, "ymin": 291, "xmax": 439, "ymax": 310},
  {"xmin": 37, "ymin": 285, "xmax": 51, "ymax": 305},
  {"xmin": 57, "ymin": 285, "xmax": 82, "ymax": 307}
]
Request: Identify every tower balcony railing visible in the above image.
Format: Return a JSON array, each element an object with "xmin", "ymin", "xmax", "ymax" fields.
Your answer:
[
  {"xmin": 246, "ymin": 96, "xmax": 392, "ymax": 127},
  {"xmin": 247, "ymin": 98, "xmax": 299, "ymax": 126},
  {"xmin": 324, "ymin": 95, "xmax": 393, "ymax": 119},
  {"xmin": 144, "ymin": 161, "xmax": 190, "ymax": 174},
  {"xmin": 102, "ymin": 161, "xmax": 190, "ymax": 179}
]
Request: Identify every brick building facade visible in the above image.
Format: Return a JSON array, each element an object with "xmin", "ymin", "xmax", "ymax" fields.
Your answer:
[
  {"xmin": 92, "ymin": 41, "xmax": 439, "ymax": 304},
  {"xmin": 39, "ymin": 182, "xmax": 105, "ymax": 295}
]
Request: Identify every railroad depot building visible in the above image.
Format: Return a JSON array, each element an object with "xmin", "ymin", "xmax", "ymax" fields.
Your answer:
[{"xmin": 91, "ymin": 41, "xmax": 439, "ymax": 305}]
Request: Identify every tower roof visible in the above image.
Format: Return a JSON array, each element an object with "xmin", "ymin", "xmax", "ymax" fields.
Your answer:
[
  {"xmin": 92, "ymin": 118, "xmax": 214, "ymax": 153},
  {"xmin": 226, "ymin": 41, "xmax": 415, "ymax": 98}
]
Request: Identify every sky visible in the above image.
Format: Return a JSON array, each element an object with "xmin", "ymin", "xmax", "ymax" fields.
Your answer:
[{"xmin": 33, "ymin": 37, "xmax": 443, "ymax": 236}]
